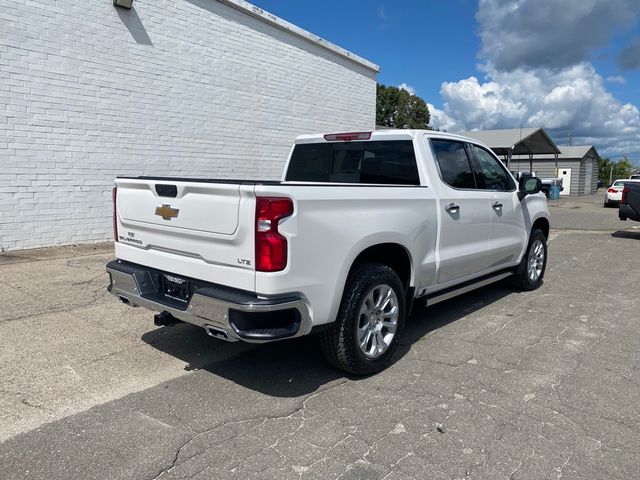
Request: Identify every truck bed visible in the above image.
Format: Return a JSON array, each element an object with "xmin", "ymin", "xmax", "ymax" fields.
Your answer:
[{"xmin": 117, "ymin": 176, "xmax": 426, "ymax": 188}]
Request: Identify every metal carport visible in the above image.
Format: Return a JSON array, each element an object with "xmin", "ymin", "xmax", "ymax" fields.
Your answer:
[{"xmin": 457, "ymin": 128, "xmax": 561, "ymax": 174}]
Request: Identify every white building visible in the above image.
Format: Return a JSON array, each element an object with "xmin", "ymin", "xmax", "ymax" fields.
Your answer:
[{"xmin": 1, "ymin": 0, "xmax": 379, "ymax": 251}]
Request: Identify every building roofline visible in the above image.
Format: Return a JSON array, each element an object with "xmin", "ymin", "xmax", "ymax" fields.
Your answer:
[
  {"xmin": 217, "ymin": 0, "xmax": 381, "ymax": 72},
  {"xmin": 512, "ymin": 145, "xmax": 600, "ymax": 160}
]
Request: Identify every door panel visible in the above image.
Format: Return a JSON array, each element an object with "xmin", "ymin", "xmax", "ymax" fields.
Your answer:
[
  {"xmin": 438, "ymin": 193, "xmax": 492, "ymax": 283},
  {"xmin": 467, "ymin": 144, "xmax": 527, "ymax": 268},
  {"xmin": 487, "ymin": 192, "xmax": 527, "ymax": 266},
  {"xmin": 430, "ymin": 139, "xmax": 492, "ymax": 284}
]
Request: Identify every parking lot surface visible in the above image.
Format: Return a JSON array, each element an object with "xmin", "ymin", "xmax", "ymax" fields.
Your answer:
[{"xmin": 1, "ymin": 194, "xmax": 639, "ymax": 479}]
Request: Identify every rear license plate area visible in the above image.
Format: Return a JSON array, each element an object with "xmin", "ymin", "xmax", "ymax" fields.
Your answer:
[{"xmin": 161, "ymin": 274, "xmax": 191, "ymax": 303}]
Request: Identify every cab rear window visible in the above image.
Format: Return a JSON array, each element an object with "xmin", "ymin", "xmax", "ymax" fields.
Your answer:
[{"xmin": 285, "ymin": 141, "xmax": 420, "ymax": 185}]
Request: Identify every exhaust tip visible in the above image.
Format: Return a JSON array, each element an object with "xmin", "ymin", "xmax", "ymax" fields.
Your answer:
[{"xmin": 205, "ymin": 325, "xmax": 229, "ymax": 340}]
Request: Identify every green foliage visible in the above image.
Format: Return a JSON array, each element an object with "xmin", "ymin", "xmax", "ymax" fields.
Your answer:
[
  {"xmin": 599, "ymin": 156, "xmax": 635, "ymax": 184},
  {"xmin": 376, "ymin": 84, "xmax": 431, "ymax": 129}
]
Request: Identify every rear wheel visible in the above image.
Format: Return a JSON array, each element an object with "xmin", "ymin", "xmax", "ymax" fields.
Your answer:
[
  {"xmin": 320, "ymin": 263, "xmax": 405, "ymax": 375},
  {"xmin": 513, "ymin": 229, "xmax": 547, "ymax": 291}
]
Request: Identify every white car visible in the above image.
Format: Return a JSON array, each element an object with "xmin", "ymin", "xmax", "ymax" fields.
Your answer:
[
  {"xmin": 604, "ymin": 179, "xmax": 640, "ymax": 206},
  {"xmin": 107, "ymin": 130, "xmax": 550, "ymax": 374}
]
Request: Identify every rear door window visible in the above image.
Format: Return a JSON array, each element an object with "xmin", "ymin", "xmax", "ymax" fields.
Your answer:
[
  {"xmin": 285, "ymin": 141, "xmax": 420, "ymax": 185},
  {"xmin": 430, "ymin": 139, "xmax": 477, "ymax": 189}
]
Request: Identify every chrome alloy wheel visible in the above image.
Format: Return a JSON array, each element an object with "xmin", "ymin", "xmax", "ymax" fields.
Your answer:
[
  {"xmin": 357, "ymin": 284, "xmax": 399, "ymax": 359},
  {"xmin": 527, "ymin": 239, "xmax": 545, "ymax": 282}
]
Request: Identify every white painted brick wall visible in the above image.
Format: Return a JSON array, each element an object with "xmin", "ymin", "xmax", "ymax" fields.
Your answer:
[{"xmin": 0, "ymin": 0, "xmax": 377, "ymax": 251}]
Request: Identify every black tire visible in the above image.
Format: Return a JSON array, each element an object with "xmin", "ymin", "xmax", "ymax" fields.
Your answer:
[
  {"xmin": 513, "ymin": 229, "xmax": 547, "ymax": 291},
  {"xmin": 320, "ymin": 263, "xmax": 406, "ymax": 376}
]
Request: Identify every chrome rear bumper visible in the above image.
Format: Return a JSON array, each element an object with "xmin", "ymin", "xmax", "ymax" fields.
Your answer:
[{"xmin": 106, "ymin": 260, "xmax": 312, "ymax": 343}]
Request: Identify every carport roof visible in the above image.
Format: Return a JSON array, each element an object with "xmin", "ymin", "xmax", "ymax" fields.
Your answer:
[
  {"xmin": 457, "ymin": 128, "xmax": 561, "ymax": 156},
  {"xmin": 512, "ymin": 145, "xmax": 600, "ymax": 161}
]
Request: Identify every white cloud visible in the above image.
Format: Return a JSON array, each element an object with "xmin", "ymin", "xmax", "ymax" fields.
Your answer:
[
  {"xmin": 376, "ymin": 7, "xmax": 387, "ymax": 20},
  {"xmin": 429, "ymin": 0, "xmax": 640, "ymax": 161},
  {"xmin": 427, "ymin": 103, "xmax": 461, "ymax": 132},
  {"xmin": 430, "ymin": 63, "xmax": 640, "ymax": 159},
  {"xmin": 398, "ymin": 83, "xmax": 416, "ymax": 95},
  {"xmin": 606, "ymin": 75, "xmax": 627, "ymax": 84}
]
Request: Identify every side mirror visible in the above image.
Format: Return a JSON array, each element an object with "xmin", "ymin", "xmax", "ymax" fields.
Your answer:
[{"xmin": 518, "ymin": 177, "xmax": 542, "ymax": 200}]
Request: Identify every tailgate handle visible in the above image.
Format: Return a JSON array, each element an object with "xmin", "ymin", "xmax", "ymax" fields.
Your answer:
[{"xmin": 155, "ymin": 184, "xmax": 178, "ymax": 198}]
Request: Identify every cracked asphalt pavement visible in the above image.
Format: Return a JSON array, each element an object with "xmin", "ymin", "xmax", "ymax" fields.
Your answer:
[{"xmin": 1, "ymin": 194, "xmax": 639, "ymax": 479}]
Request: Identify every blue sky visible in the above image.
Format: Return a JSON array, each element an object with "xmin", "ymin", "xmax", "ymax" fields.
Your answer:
[{"xmin": 251, "ymin": 0, "xmax": 640, "ymax": 164}]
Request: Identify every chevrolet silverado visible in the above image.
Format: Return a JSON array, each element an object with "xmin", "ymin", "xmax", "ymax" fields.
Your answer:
[{"xmin": 107, "ymin": 130, "xmax": 550, "ymax": 374}]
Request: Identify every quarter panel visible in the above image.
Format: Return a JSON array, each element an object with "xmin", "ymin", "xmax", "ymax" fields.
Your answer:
[{"xmin": 254, "ymin": 185, "xmax": 438, "ymax": 326}]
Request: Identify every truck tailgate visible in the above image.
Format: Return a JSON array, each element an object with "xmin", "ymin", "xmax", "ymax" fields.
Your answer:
[{"xmin": 114, "ymin": 178, "xmax": 256, "ymax": 290}]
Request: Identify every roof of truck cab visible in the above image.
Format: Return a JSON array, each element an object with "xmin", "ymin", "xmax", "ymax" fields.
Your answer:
[
  {"xmin": 296, "ymin": 128, "xmax": 561, "ymax": 159},
  {"xmin": 294, "ymin": 130, "xmax": 482, "ymax": 144}
]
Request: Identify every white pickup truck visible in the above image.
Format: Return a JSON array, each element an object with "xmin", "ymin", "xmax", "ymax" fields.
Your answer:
[{"xmin": 107, "ymin": 130, "xmax": 550, "ymax": 374}]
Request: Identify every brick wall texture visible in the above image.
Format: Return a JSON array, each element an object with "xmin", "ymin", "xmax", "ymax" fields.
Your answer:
[{"xmin": 0, "ymin": 0, "xmax": 377, "ymax": 251}]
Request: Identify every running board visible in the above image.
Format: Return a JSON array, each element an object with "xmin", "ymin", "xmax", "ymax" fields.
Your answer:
[{"xmin": 425, "ymin": 271, "xmax": 513, "ymax": 307}]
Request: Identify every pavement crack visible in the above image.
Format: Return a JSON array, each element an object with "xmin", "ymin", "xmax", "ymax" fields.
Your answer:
[
  {"xmin": 147, "ymin": 379, "xmax": 348, "ymax": 480},
  {"xmin": 555, "ymin": 448, "xmax": 575, "ymax": 479},
  {"xmin": 509, "ymin": 448, "xmax": 536, "ymax": 479},
  {"xmin": 20, "ymin": 398, "xmax": 46, "ymax": 411}
]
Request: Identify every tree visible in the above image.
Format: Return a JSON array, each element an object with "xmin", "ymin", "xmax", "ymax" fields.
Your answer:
[
  {"xmin": 376, "ymin": 84, "xmax": 431, "ymax": 129},
  {"xmin": 598, "ymin": 156, "xmax": 634, "ymax": 184}
]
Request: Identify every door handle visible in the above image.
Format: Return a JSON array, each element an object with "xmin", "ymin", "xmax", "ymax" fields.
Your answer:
[
  {"xmin": 445, "ymin": 203, "xmax": 460, "ymax": 213},
  {"xmin": 492, "ymin": 201, "xmax": 503, "ymax": 209}
]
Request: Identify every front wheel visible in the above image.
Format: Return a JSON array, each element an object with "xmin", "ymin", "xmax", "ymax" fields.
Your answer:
[
  {"xmin": 320, "ymin": 263, "xmax": 405, "ymax": 375},
  {"xmin": 513, "ymin": 229, "xmax": 547, "ymax": 291}
]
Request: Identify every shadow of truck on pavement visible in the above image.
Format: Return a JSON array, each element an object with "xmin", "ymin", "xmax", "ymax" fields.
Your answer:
[{"xmin": 141, "ymin": 282, "xmax": 514, "ymax": 397}]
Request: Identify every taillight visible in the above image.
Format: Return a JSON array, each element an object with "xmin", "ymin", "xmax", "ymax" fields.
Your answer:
[
  {"xmin": 323, "ymin": 131, "xmax": 372, "ymax": 142},
  {"xmin": 255, "ymin": 197, "xmax": 293, "ymax": 272},
  {"xmin": 622, "ymin": 186, "xmax": 630, "ymax": 204},
  {"xmin": 112, "ymin": 186, "xmax": 118, "ymax": 242},
  {"xmin": 607, "ymin": 188, "xmax": 617, "ymax": 193}
]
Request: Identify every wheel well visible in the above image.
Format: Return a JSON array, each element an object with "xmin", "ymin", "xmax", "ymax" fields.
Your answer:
[
  {"xmin": 532, "ymin": 218, "xmax": 550, "ymax": 239},
  {"xmin": 349, "ymin": 243, "xmax": 412, "ymax": 289}
]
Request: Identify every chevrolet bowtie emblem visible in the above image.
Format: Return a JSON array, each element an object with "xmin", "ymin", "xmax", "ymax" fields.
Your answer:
[{"xmin": 155, "ymin": 204, "xmax": 179, "ymax": 220}]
